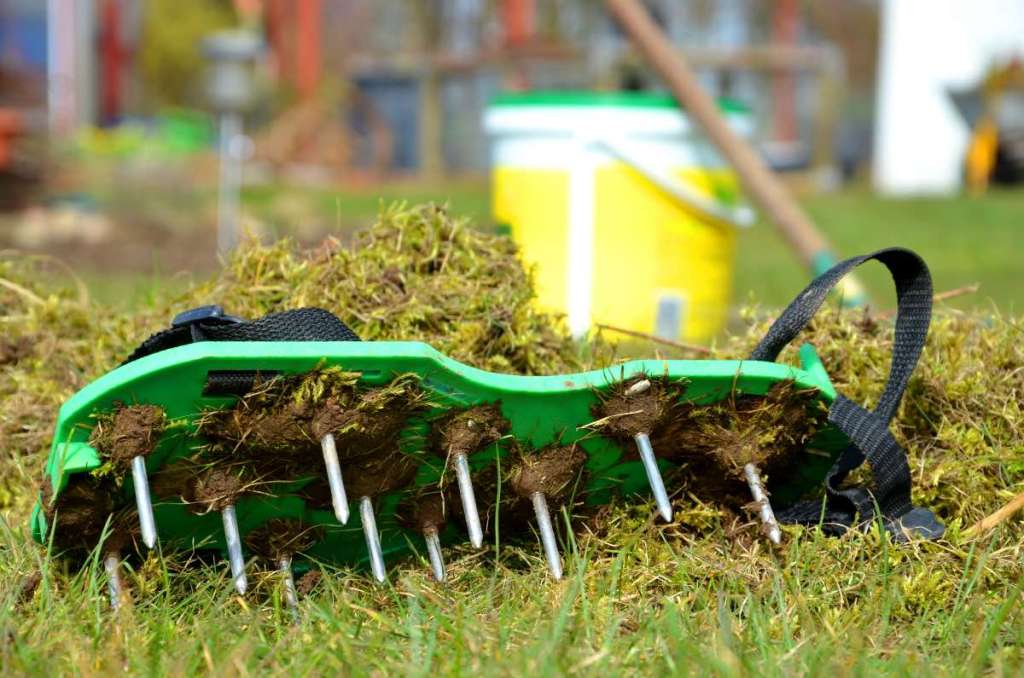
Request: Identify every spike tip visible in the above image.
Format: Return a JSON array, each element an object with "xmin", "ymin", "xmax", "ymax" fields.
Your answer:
[
  {"xmin": 634, "ymin": 432, "xmax": 673, "ymax": 522},
  {"xmin": 321, "ymin": 433, "xmax": 350, "ymax": 524},
  {"xmin": 531, "ymin": 491, "xmax": 562, "ymax": 580},
  {"xmin": 453, "ymin": 452, "xmax": 484, "ymax": 548},
  {"xmin": 221, "ymin": 504, "xmax": 247, "ymax": 594},
  {"xmin": 743, "ymin": 462, "xmax": 782, "ymax": 544},
  {"xmin": 360, "ymin": 496, "xmax": 387, "ymax": 582}
]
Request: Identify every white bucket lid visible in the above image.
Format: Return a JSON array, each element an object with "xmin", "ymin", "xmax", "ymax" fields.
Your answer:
[{"xmin": 484, "ymin": 91, "xmax": 752, "ymax": 138}]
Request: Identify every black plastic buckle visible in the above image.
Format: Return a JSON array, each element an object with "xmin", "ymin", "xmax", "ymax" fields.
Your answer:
[
  {"xmin": 172, "ymin": 305, "xmax": 244, "ymax": 343},
  {"xmin": 887, "ymin": 507, "xmax": 945, "ymax": 542},
  {"xmin": 172, "ymin": 305, "xmax": 243, "ymax": 328}
]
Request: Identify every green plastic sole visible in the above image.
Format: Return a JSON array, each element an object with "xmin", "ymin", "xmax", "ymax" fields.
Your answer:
[{"xmin": 31, "ymin": 340, "xmax": 840, "ymax": 569}]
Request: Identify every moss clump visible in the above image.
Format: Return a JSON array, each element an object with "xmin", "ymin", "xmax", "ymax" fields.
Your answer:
[{"xmin": 191, "ymin": 204, "xmax": 614, "ymax": 375}]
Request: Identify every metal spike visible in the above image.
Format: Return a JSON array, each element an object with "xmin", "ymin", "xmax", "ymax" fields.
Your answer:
[
  {"xmin": 531, "ymin": 491, "xmax": 562, "ymax": 580},
  {"xmin": 743, "ymin": 463, "xmax": 782, "ymax": 544},
  {"xmin": 104, "ymin": 552, "xmax": 124, "ymax": 610},
  {"xmin": 221, "ymin": 504, "xmax": 247, "ymax": 594},
  {"xmin": 633, "ymin": 432, "xmax": 673, "ymax": 522},
  {"xmin": 453, "ymin": 452, "xmax": 483, "ymax": 548},
  {"xmin": 279, "ymin": 555, "xmax": 298, "ymax": 614},
  {"xmin": 423, "ymin": 526, "xmax": 446, "ymax": 583},
  {"xmin": 360, "ymin": 496, "xmax": 387, "ymax": 582},
  {"xmin": 320, "ymin": 433, "xmax": 350, "ymax": 524},
  {"xmin": 131, "ymin": 455, "xmax": 158, "ymax": 548}
]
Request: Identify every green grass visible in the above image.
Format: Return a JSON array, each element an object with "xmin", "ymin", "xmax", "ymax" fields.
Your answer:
[
  {"xmin": 735, "ymin": 188, "xmax": 1022, "ymax": 313},
  {"xmin": 2, "ymin": 513, "xmax": 1021, "ymax": 674}
]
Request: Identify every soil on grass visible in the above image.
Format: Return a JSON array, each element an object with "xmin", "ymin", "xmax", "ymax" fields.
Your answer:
[
  {"xmin": 295, "ymin": 570, "xmax": 322, "ymax": 596},
  {"xmin": 0, "ymin": 336, "xmax": 33, "ymax": 366}
]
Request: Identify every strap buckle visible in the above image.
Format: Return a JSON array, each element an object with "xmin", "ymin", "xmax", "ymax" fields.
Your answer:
[
  {"xmin": 172, "ymin": 305, "xmax": 244, "ymax": 328},
  {"xmin": 172, "ymin": 305, "xmax": 244, "ymax": 343}
]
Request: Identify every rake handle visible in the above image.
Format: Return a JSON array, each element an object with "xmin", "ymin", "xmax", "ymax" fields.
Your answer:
[{"xmin": 604, "ymin": 0, "xmax": 831, "ymax": 268}]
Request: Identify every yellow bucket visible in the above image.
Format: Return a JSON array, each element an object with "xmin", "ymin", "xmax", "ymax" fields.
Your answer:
[{"xmin": 485, "ymin": 92, "xmax": 753, "ymax": 343}]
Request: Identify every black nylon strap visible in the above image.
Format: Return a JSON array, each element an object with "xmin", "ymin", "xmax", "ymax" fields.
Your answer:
[
  {"xmin": 750, "ymin": 248, "xmax": 932, "ymax": 423},
  {"xmin": 750, "ymin": 248, "xmax": 942, "ymax": 540},
  {"xmin": 123, "ymin": 307, "xmax": 361, "ymax": 364}
]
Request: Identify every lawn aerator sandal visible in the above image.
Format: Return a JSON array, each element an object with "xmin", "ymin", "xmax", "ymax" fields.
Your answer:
[{"xmin": 31, "ymin": 247, "xmax": 942, "ymax": 607}]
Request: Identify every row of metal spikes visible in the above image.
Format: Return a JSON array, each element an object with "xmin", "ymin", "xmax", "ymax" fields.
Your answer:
[{"xmin": 118, "ymin": 381, "xmax": 782, "ymax": 607}]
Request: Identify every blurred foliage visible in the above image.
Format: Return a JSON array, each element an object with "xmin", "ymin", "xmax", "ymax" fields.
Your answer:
[{"xmin": 138, "ymin": 0, "xmax": 237, "ymax": 109}]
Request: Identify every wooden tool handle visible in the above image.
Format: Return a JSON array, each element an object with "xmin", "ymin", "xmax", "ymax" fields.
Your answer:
[{"xmin": 605, "ymin": 0, "xmax": 832, "ymax": 268}]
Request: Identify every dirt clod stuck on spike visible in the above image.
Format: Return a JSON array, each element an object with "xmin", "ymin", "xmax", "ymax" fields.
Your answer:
[
  {"xmin": 90, "ymin": 404, "xmax": 167, "ymax": 468},
  {"xmin": 652, "ymin": 381, "xmax": 829, "ymax": 506},
  {"xmin": 510, "ymin": 445, "xmax": 588, "ymax": 502},
  {"xmin": 432, "ymin": 404, "xmax": 510, "ymax": 459},
  {"xmin": 591, "ymin": 376, "xmax": 680, "ymax": 442},
  {"xmin": 41, "ymin": 474, "xmax": 116, "ymax": 552},
  {"xmin": 192, "ymin": 468, "xmax": 247, "ymax": 512},
  {"xmin": 397, "ymin": 490, "xmax": 448, "ymax": 532}
]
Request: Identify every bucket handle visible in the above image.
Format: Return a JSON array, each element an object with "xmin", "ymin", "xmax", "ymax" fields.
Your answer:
[{"xmin": 593, "ymin": 136, "xmax": 756, "ymax": 229}]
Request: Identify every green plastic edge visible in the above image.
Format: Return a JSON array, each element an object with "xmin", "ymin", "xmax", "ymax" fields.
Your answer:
[
  {"xmin": 31, "ymin": 340, "xmax": 839, "ymax": 565},
  {"xmin": 488, "ymin": 90, "xmax": 750, "ymax": 115}
]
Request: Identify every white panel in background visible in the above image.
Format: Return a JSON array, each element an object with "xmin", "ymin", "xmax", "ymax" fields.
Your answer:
[{"xmin": 873, "ymin": 0, "xmax": 1024, "ymax": 195}]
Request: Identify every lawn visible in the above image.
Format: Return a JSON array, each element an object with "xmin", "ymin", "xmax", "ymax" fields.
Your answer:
[{"xmin": 1, "ymin": 192, "xmax": 1021, "ymax": 675}]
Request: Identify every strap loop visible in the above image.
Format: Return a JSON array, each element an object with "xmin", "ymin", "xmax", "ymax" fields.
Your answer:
[{"xmin": 751, "ymin": 248, "xmax": 942, "ymax": 539}]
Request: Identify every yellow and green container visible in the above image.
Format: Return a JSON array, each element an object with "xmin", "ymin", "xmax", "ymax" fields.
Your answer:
[{"xmin": 485, "ymin": 92, "xmax": 754, "ymax": 343}]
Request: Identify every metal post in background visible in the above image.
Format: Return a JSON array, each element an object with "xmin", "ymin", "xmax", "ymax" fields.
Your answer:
[{"xmin": 202, "ymin": 30, "xmax": 262, "ymax": 257}]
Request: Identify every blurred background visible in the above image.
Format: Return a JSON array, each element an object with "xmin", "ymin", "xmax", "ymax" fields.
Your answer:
[{"xmin": 0, "ymin": 0, "xmax": 1019, "ymax": 338}]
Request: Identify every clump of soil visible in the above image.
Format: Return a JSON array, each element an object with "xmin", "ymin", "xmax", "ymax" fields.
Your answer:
[
  {"xmin": 90, "ymin": 404, "xmax": 167, "ymax": 469},
  {"xmin": 509, "ymin": 444, "xmax": 588, "ymax": 503},
  {"xmin": 40, "ymin": 473, "xmax": 116, "ymax": 551},
  {"xmin": 200, "ymin": 399, "xmax": 321, "ymax": 459},
  {"xmin": 191, "ymin": 467, "xmax": 248, "ymax": 512},
  {"xmin": 295, "ymin": 570, "xmax": 322, "ymax": 596},
  {"xmin": 652, "ymin": 381, "xmax": 828, "ymax": 504},
  {"xmin": 590, "ymin": 376, "xmax": 683, "ymax": 443},
  {"xmin": 396, "ymin": 489, "xmax": 448, "ymax": 532},
  {"xmin": 198, "ymin": 371, "xmax": 426, "ymax": 470},
  {"xmin": 16, "ymin": 571, "xmax": 42, "ymax": 606},
  {"xmin": 431, "ymin": 403, "xmax": 510, "ymax": 459},
  {"xmin": 197, "ymin": 369, "xmax": 360, "ymax": 459},
  {"xmin": 340, "ymin": 452, "xmax": 419, "ymax": 499},
  {"xmin": 102, "ymin": 510, "xmax": 141, "ymax": 555},
  {"xmin": 315, "ymin": 376, "xmax": 430, "ymax": 459},
  {"xmin": 245, "ymin": 519, "xmax": 322, "ymax": 560},
  {"xmin": 149, "ymin": 458, "xmax": 204, "ymax": 501},
  {"xmin": 0, "ymin": 336, "xmax": 33, "ymax": 366}
]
